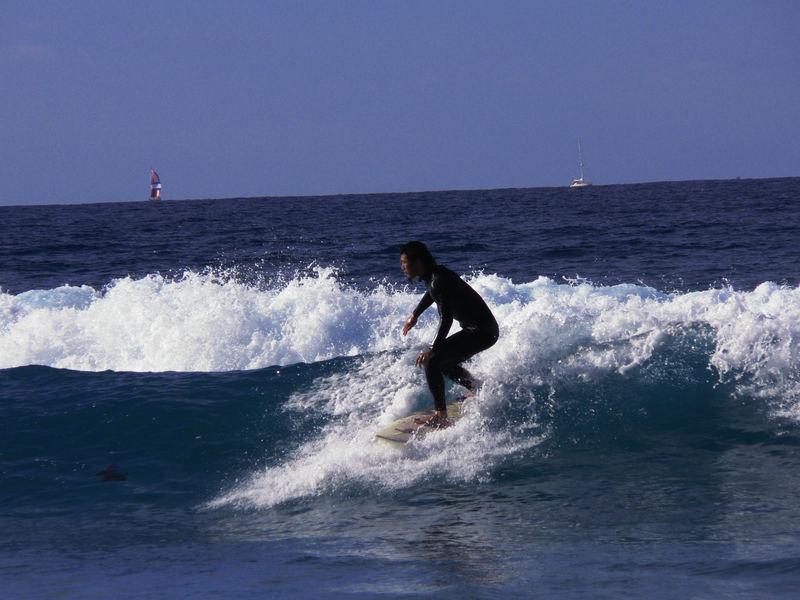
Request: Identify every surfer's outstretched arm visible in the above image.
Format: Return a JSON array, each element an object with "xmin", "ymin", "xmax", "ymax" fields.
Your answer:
[{"xmin": 402, "ymin": 314, "xmax": 417, "ymax": 336}]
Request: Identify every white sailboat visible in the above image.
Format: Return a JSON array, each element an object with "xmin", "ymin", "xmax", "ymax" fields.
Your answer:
[{"xmin": 570, "ymin": 139, "xmax": 592, "ymax": 188}]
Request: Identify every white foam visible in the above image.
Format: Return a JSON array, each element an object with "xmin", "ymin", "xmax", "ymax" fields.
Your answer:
[
  {"xmin": 4, "ymin": 271, "xmax": 800, "ymax": 406},
  {"xmin": 12, "ymin": 268, "xmax": 792, "ymax": 508},
  {"xmin": 207, "ymin": 352, "xmax": 543, "ymax": 509},
  {"xmin": 0, "ymin": 267, "xmax": 425, "ymax": 372}
]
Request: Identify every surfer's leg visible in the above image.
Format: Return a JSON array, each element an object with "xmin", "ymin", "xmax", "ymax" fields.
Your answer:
[
  {"xmin": 415, "ymin": 360, "xmax": 450, "ymax": 427},
  {"xmin": 424, "ymin": 360, "xmax": 447, "ymax": 412},
  {"xmin": 442, "ymin": 363, "xmax": 481, "ymax": 392},
  {"xmin": 425, "ymin": 328, "xmax": 498, "ymax": 400}
]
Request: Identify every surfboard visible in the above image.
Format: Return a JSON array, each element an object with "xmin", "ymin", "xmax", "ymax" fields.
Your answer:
[{"xmin": 375, "ymin": 397, "xmax": 467, "ymax": 444}]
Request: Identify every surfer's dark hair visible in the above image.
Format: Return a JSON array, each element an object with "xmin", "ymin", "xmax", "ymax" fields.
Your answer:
[{"xmin": 401, "ymin": 241, "xmax": 436, "ymax": 271}]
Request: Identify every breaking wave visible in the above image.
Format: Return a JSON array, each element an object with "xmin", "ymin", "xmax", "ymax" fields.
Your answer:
[{"xmin": 3, "ymin": 268, "xmax": 800, "ymax": 398}]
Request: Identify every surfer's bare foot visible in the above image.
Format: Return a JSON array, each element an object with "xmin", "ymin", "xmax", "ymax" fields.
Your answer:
[{"xmin": 413, "ymin": 412, "xmax": 451, "ymax": 429}]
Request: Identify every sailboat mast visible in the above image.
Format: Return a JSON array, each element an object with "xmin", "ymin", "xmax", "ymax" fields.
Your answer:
[{"xmin": 569, "ymin": 138, "xmax": 592, "ymax": 187}]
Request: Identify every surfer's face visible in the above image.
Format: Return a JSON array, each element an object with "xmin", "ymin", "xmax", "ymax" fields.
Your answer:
[{"xmin": 400, "ymin": 254, "xmax": 423, "ymax": 281}]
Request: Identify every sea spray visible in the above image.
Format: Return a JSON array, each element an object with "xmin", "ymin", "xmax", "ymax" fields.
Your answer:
[
  {"xmin": 0, "ymin": 267, "xmax": 416, "ymax": 371},
  {"xmin": 207, "ymin": 351, "xmax": 543, "ymax": 509}
]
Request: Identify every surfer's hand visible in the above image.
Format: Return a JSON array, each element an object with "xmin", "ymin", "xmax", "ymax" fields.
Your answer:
[
  {"xmin": 403, "ymin": 315, "xmax": 417, "ymax": 336},
  {"xmin": 415, "ymin": 349, "xmax": 432, "ymax": 367}
]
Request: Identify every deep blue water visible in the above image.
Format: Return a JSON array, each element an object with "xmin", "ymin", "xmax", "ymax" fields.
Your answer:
[{"xmin": 3, "ymin": 178, "xmax": 800, "ymax": 598}]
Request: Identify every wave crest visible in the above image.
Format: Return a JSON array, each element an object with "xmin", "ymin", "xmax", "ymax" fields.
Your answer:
[
  {"xmin": 3, "ymin": 270, "xmax": 800, "ymax": 410},
  {"xmin": 0, "ymin": 267, "xmax": 410, "ymax": 372}
]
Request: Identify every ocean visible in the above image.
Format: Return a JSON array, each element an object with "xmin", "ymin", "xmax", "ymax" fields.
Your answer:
[{"xmin": 2, "ymin": 177, "xmax": 800, "ymax": 598}]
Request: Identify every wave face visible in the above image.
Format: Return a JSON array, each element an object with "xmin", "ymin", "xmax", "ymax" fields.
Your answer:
[
  {"xmin": 199, "ymin": 274, "xmax": 800, "ymax": 508},
  {"xmin": 8, "ymin": 268, "xmax": 796, "ymax": 509}
]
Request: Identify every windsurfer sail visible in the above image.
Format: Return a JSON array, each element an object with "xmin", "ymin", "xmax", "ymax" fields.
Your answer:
[{"xmin": 149, "ymin": 170, "xmax": 162, "ymax": 200}]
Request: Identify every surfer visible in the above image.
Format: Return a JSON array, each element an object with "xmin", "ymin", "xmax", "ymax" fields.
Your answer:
[{"xmin": 400, "ymin": 241, "xmax": 499, "ymax": 428}]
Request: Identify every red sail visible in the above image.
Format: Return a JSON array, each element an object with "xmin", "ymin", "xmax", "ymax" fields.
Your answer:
[{"xmin": 149, "ymin": 170, "xmax": 162, "ymax": 200}]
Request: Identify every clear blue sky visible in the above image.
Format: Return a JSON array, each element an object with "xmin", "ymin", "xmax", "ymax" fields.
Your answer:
[{"xmin": 2, "ymin": 0, "xmax": 798, "ymax": 205}]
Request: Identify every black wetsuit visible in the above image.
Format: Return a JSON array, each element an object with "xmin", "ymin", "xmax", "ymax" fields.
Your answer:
[{"xmin": 412, "ymin": 265, "xmax": 499, "ymax": 411}]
